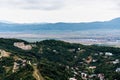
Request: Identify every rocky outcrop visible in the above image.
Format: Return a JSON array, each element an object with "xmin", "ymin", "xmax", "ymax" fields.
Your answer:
[
  {"xmin": 14, "ymin": 42, "xmax": 32, "ymax": 50},
  {"xmin": 0, "ymin": 49, "xmax": 11, "ymax": 58}
]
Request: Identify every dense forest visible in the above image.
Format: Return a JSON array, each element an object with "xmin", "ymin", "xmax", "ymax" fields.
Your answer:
[{"xmin": 0, "ymin": 38, "xmax": 120, "ymax": 80}]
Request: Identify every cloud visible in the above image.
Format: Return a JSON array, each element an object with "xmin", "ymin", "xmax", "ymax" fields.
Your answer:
[
  {"xmin": 0, "ymin": 0, "xmax": 64, "ymax": 10},
  {"xmin": 117, "ymin": 1, "xmax": 120, "ymax": 7},
  {"xmin": 0, "ymin": 0, "xmax": 120, "ymax": 10},
  {"xmin": 0, "ymin": 0, "xmax": 120, "ymax": 23}
]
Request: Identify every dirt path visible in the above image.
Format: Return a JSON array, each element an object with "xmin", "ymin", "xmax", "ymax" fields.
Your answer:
[{"xmin": 32, "ymin": 65, "xmax": 44, "ymax": 80}]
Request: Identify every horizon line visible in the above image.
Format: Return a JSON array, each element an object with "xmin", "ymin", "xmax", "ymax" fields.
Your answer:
[{"xmin": 0, "ymin": 17, "xmax": 120, "ymax": 24}]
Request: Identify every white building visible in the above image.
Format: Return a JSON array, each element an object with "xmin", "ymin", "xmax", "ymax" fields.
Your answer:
[
  {"xmin": 78, "ymin": 48, "xmax": 81, "ymax": 51},
  {"xmin": 116, "ymin": 68, "xmax": 120, "ymax": 72},
  {"xmin": 81, "ymin": 73, "xmax": 87, "ymax": 80},
  {"xmin": 105, "ymin": 52, "xmax": 113, "ymax": 56},
  {"xmin": 69, "ymin": 78, "xmax": 77, "ymax": 80},
  {"xmin": 98, "ymin": 74, "xmax": 105, "ymax": 80},
  {"xmin": 112, "ymin": 59, "xmax": 119, "ymax": 64},
  {"xmin": 99, "ymin": 52, "xmax": 104, "ymax": 55}
]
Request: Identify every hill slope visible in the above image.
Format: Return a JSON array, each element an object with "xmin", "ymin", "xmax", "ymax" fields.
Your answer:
[{"xmin": 0, "ymin": 38, "xmax": 120, "ymax": 80}]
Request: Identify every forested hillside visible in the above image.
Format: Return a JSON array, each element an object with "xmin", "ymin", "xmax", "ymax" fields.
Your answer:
[{"xmin": 0, "ymin": 38, "xmax": 120, "ymax": 80}]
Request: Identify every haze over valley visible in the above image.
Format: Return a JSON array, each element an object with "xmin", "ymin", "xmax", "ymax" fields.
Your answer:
[{"xmin": 0, "ymin": 17, "xmax": 120, "ymax": 47}]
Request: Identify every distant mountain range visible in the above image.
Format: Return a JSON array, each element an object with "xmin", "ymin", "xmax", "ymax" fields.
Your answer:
[{"xmin": 0, "ymin": 17, "xmax": 120, "ymax": 32}]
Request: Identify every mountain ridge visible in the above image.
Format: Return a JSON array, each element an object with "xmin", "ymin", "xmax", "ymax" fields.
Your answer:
[
  {"xmin": 1, "ymin": 17, "xmax": 120, "ymax": 24},
  {"xmin": 0, "ymin": 17, "xmax": 120, "ymax": 32}
]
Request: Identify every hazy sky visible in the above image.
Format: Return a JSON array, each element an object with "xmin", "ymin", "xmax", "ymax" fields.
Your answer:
[{"xmin": 0, "ymin": 0, "xmax": 120, "ymax": 23}]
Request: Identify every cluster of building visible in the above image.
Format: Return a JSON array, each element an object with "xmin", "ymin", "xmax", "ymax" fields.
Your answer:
[
  {"xmin": 68, "ymin": 50, "xmax": 120, "ymax": 80},
  {"xmin": 12, "ymin": 58, "xmax": 35, "ymax": 73},
  {"xmin": 12, "ymin": 59, "xmax": 28, "ymax": 72}
]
